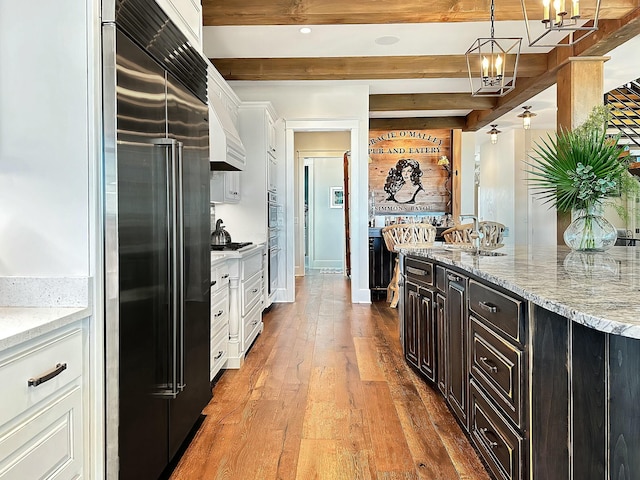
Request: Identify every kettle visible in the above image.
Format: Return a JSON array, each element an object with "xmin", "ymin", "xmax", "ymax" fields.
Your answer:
[{"xmin": 211, "ymin": 219, "xmax": 232, "ymax": 245}]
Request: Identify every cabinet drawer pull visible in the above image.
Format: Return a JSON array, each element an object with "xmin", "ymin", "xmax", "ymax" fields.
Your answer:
[
  {"xmin": 251, "ymin": 320, "xmax": 259, "ymax": 326},
  {"xmin": 479, "ymin": 301, "xmax": 498, "ymax": 313},
  {"xmin": 447, "ymin": 273, "xmax": 461, "ymax": 282},
  {"xmin": 213, "ymin": 350, "xmax": 224, "ymax": 360},
  {"xmin": 28, "ymin": 363, "xmax": 67, "ymax": 387},
  {"xmin": 221, "ymin": 274, "xmax": 230, "ymax": 279},
  {"xmin": 251, "ymin": 288, "xmax": 259, "ymax": 293},
  {"xmin": 211, "ymin": 280, "xmax": 217, "ymax": 286},
  {"xmin": 214, "ymin": 309, "xmax": 224, "ymax": 318},
  {"xmin": 407, "ymin": 266, "xmax": 429, "ymax": 277},
  {"xmin": 478, "ymin": 428, "xmax": 499, "ymax": 449},
  {"xmin": 479, "ymin": 356, "xmax": 499, "ymax": 373}
]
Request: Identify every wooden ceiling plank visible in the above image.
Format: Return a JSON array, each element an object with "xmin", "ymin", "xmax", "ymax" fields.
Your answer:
[
  {"xmin": 202, "ymin": 0, "xmax": 635, "ymax": 25},
  {"xmin": 210, "ymin": 54, "xmax": 548, "ymax": 81},
  {"xmin": 369, "ymin": 117, "xmax": 467, "ymax": 130},
  {"xmin": 369, "ymin": 93, "xmax": 497, "ymax": 111}
]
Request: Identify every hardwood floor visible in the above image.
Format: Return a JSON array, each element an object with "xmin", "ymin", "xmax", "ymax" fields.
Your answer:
[{"xmin": 170, "ymin": 272, "xmax": 491, "ymax": 480}]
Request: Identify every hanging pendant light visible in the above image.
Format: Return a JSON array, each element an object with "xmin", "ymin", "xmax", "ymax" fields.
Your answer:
[
  {"xmin": 521, "ymin": 0, "xmax": 600, "ymax": 47},
  {"xmin": 466, "ymin": 0, "xmax": 522, "ymax": 97},
  {"xmin": 488, "ymin": 125, "xmax": 501, "ymax": 144},
  {"xmin": 517, "ymin": 105, "xmax": 537, "ymax": 129}
]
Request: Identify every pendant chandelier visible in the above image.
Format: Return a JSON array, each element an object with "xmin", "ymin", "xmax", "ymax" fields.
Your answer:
[
  {"xmin": 465, "ymin": 0, "xmax": 522, "ymax": 97},
  {"xmin": 521, "ymin": 0, "xmax": 601, "ymax": 47},
  {"xmin": 488, "ymin": 125, "xmax": 501, "ymax": 144}
]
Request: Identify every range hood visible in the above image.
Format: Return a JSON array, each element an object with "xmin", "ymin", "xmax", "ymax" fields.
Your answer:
[{"xmin": 208, "ymin": 91, "xmax": 246, "ymax": 171}]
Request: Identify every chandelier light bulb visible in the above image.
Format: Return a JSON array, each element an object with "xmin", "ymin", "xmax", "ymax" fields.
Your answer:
[
  {"xmin": 517, "ymin": 105, "xmax": 537, "ymax": 130},
  {"xmin": 487, "ymin": 124, "xmax": 501, "ymax": 144},
  {"xmin": 495, "ymin": 55, "xmax": 503, "ymax": 77}
]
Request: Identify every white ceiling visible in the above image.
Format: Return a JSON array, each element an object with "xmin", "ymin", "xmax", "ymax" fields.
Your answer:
[{"xmin": 202, "ymin": 22, "xmax": 640, "ymax": 134}]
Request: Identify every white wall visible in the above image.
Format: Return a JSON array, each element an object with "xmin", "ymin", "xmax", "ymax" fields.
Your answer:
[
  {"xmin": 460, "ymin": 132, "xmax": 477, "ymax": 217},
  {"xmin": 307, "ymin": 157, "xmax": 345, "ymax": 269},
  {"xmin": 0, "ymin": 0, "xmax": 90, "ymax": 276},
  {"xmin": 231, "ymin": 83, "xmax": 370, "ymax": 303}
]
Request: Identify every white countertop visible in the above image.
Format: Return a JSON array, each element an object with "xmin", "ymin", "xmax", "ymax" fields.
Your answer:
[
  {"xmin": 210, "ymin": 243, "xmax": 265, "ymax": 261},
  {"xmin": 0, "ymin": 306, "xmax": 90, "ymax": 352},
  {"xmin": 401, "ymin": 245, "xmax": 640, "ymax": 339}
]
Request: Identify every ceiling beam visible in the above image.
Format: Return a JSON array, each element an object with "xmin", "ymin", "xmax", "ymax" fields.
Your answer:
[
  {"xmin": 370, "ymin": 117, "xmax": 467, "ymax": 130},
  {"xmin": 370, "ymin": 93, "xmax": 497, "ymax": 112},
  {"xmin": 210, "ymin": 54, "xmax": 548, "ymax": 81},
  {"xmin": 202, "ymin": 0, "xmax": 635, "ymax": 25}
]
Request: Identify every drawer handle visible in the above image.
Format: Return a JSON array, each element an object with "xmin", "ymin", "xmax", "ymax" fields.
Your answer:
[
  {"xmin": 407, "ymin": 266, "xmax": 429, "ymax": 277},
  {"xmin": 213, "ymin": 350, "xmax": 224, "ymax": 360},
  {"xmin": 251, "ymin": 288, "xmax": 259, "ymax": 293},
  {"xmin": 222, "ymin": 274, "xmax": 230, "ymax": 279},
  {"xmin": 211, "ymin": 280, "xmax": 217, "ymax": 286},
  {"xmin": 479, "ymin": 301, "xmax": 498, "ymax": 313},
  {"xmin": 447, "ymin": 273, "xmax": 461, "ymax": 282},
  {"xmin": 479, "ymin": 356, "xmax": 499, "ymax": 373},
  {"xmin": 478, "ymin": 427, "xmax": 499, "ymax": 449},
  {"xmin": 251, "ymin": 320, "xmax": 259, "ymax": 326},
  {"xmin": 28, "ymin": 363, "xmax": 67, "ymax": 387},
  {"xmin": 214, "ymin": 309, "xmax": 224, "ymax": 318}
]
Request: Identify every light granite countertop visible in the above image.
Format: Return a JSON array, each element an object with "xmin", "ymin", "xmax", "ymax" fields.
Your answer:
[
  {"xmin": 0, "ymin": 277, "xmax": 91, "ymax": 352},
  {"xmin": 400, "ymin": 245, "xmax": 640, "ymax": 340}
]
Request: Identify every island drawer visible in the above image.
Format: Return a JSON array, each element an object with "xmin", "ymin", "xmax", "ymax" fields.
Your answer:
[
  {"xmin": 405, "ymin": 257, "xmax": 434, "ymax": 288},
  {"xmin": 436, "ymin": 265, "xmax": 446, "ymax": 293},
  {"xmin": 243, "ymin": 300, "xmax": 263, "ymax": 347},
  {"xmin": 242, "ymin": 273, "xmax": 263, "ymax": 316},
  {"xmin": 211, "ymin": 260, "xmax": 230, "ymax": 292},
  {"xmin": 469, "ymin": 280, "xmax": 524, "ymax": 345},
  {"xmin": 470, "ymin": 317, "xmax": 524, "ymax": 428},
  {"xmin": 241, "ymin": 249, "xmax": 263, "ymax": 281},
  {"xmin": 470, "ymin": 380, "xmax": 525, "ymax": 480},
  {"xmin": 210, "ymin": 325, "xmax": 229, "ymax": 380}
]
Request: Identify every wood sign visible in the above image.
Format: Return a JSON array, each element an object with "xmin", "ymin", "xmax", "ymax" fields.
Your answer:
[{"xmin": 369, "ymin": 129, "xmax": 452, "ymax": 214}]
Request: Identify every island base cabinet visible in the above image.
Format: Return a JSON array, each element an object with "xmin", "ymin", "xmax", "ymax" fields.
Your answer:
[{"xmin": 446, "ymin": 270, "xmax": 468, "ymax": 429}]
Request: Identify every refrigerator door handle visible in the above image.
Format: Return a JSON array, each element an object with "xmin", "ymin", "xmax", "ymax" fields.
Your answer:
[
  {"xmin": 176, "ymin": 140, "xmax": 186, "ymax": 392},
  {"xmin": 152, "ymin": 138, "xmax": 181, "ymax": 399}
]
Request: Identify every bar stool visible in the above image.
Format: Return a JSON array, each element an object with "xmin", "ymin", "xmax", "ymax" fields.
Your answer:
[
  {"xmin": 442, "ymin": 221, "xmax": 505, "ymax": 250},
  {"xmin": 381, "ymin": 223, "xmax": 436, "ymax": 308}
]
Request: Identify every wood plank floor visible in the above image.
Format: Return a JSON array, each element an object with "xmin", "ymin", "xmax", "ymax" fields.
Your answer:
[{"xmin": 169, "ymin": 272, "xmax": 491, "ymax": 480}]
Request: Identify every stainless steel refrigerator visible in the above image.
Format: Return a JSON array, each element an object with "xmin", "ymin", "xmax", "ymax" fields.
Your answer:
[{"xmin": 102, "ymin": 1, "xmax": 211, "ymax": 478}]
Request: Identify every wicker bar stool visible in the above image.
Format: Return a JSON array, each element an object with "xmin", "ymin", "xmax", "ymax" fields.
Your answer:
[
  {"xmin": 442, "ymin": 221, "xmax": 505, "ymax": 250},
  {"xmin": 381, "ymin": 223, "xmax": 436, "ymax": 308}
]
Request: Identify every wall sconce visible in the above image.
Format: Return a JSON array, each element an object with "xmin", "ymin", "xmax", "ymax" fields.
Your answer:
[
  {"xmin": 521, "ymin": 0, "xmax": 600, "ymax": 47},
  {"xmin": 517, "ymin": 106, "xmax": 537, "ymax": 129},
  {"xmin": 465, "ymin": 0, "xmax": 522, "ymax": 97},
  {"xmin": 488, "ymin": 124, "xmax": 501, "ymax": 144}
]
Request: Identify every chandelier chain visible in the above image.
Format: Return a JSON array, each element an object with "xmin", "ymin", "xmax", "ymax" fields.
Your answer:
[{"xmin": 490, "ymin": 0, "xmax": 495, "ymax": 38}]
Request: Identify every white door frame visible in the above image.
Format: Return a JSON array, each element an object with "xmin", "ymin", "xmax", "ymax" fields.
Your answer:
[{"xmin": 284, "ymin": 119, "xmax": 369, "ymax": 304}]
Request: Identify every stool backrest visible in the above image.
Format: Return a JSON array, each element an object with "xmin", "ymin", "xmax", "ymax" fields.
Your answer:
[
  {"xmin": 442, "ymin": 221, "xmax": 506, "ymax": 250},
  {"xmin": 381, "ymin": 223, "xmax": 436, "ymax": 252}
]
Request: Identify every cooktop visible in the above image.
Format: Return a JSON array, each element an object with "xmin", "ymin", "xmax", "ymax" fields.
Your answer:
[{"xmin": 211, "ymin": 242, "xmax": 253, "ymax": 251}]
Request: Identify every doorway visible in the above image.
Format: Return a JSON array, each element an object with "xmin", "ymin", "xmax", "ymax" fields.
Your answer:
[{"xmin": 304, "ymin": 156, "xmax": 345, "ymax": 273}]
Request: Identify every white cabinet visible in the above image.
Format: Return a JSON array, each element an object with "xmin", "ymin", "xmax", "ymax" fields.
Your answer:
[
  {"xmin": 266, "ymin": 110, "xmax": 277, "ymax": 159},
  {"xmin": 267, "ymin": 156, "xmax": 278, "ymax": 194},
  {"xmin": 210, "ymin": 258, "xmax": 230, "ymax": 380},
  {"xmin": 210, "ymin": 171, "xmax": 241, "ymax": 203},
  {"xmin": 0, "ymin": 324, "xmax": 84, "ymax": 479},
  {"xmin": 224, "ymin": 246, "xmax": 266, "ymax": 368}
]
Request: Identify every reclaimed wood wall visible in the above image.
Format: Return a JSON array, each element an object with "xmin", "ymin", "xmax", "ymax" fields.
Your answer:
[{"xmin": 369, "ymin": 129, "xmax": 452, "ymax": 215}]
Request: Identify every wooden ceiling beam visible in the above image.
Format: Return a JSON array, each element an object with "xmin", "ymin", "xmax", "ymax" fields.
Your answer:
[
  {"xmin": 211, "ymin": 54, "xmax": 548, "ymax": 81},
  {"xmin": 370, "ymin": 93, "xmax": 497, "ymax": 111},
  {"xmin": 202, "ymin": 0, "xmax": 635, "ymax": 26},
  {"xmin": 369, "ymin": 117, "xmax": 467, "ymax": 130}
]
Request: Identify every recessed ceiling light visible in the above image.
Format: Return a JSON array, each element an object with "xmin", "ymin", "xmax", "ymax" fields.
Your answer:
[
  {"xmin": 375, "ymin": 36, "xmax": 400, "ymax": 45},
  {"xmin": 299, "ymin": 27, "xmax": 312, "ymax": 34}
]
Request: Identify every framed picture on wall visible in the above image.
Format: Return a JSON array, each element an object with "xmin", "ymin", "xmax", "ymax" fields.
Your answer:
[{"xmin": 330, "ymin": 186, "xmax": 344, "ymax": 208}]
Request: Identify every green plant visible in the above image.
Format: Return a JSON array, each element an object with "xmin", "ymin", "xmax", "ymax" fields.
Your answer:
[{"xmin": 526, "ymin": 105, "xmax": 632, "ymax": 214}]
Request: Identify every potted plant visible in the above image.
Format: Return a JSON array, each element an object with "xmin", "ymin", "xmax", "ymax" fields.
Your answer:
[{"xmin": 526, "ymin": 105, "xmax": 636, "ymax": 251}]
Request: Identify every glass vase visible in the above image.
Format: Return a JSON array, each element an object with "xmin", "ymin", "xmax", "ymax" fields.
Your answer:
[{"xmin": 563, "ymin": 206, "xmax": 617, "ymax": 252}]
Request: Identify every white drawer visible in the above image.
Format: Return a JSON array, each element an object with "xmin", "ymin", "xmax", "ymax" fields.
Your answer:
[
  {"xmin": 210, "ymin": 327, "xmax": 229, "ymax": 380},
  {"xmin": 243, "ymin": 301, "xmax": 263, "ymax": 350},
  {"xmin": 242, "ymin": 273, "xmax": 263, "ymax": 316},
  {"xmin": 211, "ymin": 261, "xmax": 230, "ymax": 293},
  {"xmin": 0, "ymin": 384, "xmax": 82, "ymax": 479},
  {"xmin": 0, "ymin": 329, "xmax": 82, "ymax": 429},
  {"xmin": 241, "ymin": 249, "xmax": 263, "ymax": 281},
  {"xmin": 210, "ymin": 289, "xmax": 229, "ymax": 338}
]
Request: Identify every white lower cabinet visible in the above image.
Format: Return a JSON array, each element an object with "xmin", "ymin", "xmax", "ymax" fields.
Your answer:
[
  {"xmin": 210, "ymin": 258, "xmax": 230, "ymax": 381},
  {"xmin": 0, "ymin": 326, "xmax": 84, "ymax": 479}
]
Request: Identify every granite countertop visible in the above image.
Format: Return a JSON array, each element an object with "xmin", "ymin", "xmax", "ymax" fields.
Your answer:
[
  {"xmin": 0, "ymin": 277, "xmax": 91, "ymax": 352},
  {"xmin": 400, "ymin": 245, "xmax": 640, "ymax": 339}
]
